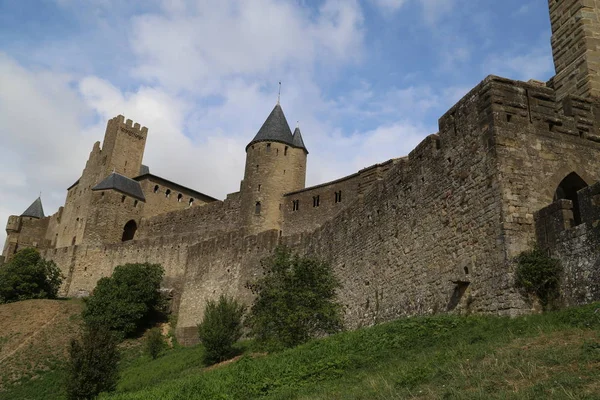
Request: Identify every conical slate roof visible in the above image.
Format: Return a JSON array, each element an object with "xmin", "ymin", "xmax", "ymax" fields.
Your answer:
[
  {"xmin": 21, "ymin": 197, "xmax": 45, "ymax": 219},
  {"xmin": 92, "ymin": 172, "xmax": 146, "ymax": 201},
  {"xmin": 292, "ymin": 126, "xmax": 308, "ymax": 153},
  {"xmin": 246, "ymin": 104, "xmax": 294, "ymax": 150}
]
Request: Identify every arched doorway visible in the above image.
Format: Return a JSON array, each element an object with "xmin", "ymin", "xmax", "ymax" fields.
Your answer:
[
  {"xmin": 121, "ymin": 220, "xmax": 137, "ymax": 242},
  {"xmin": 554, "ymin": 172, "xmax": 588, "ymax": 225}
]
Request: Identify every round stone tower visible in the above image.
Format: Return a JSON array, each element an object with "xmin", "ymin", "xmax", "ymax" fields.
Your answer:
[{"xmin": 241, "ymin": 103, "xmax": 308, "ymax": 234}]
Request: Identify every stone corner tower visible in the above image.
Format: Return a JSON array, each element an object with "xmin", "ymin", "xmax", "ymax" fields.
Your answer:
[
  {"xmin": 101, "ymin": 115, "xmax": 148, "ymax": 179},
  {"xmin": 549, "ymin": 0, "xmax": 600, "ymax": 101},
  {"xmin": 240, "ymin": 103, "xmax": 308, "ymax": 234}
]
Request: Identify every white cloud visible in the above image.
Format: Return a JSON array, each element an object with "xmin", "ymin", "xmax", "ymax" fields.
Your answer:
[
  {"xmin": 483, "ymin": 49, "xmax": 554, "ymax": 82},
  {"xmin": 130, "ymin": 0, "xmax": 364, "ymax": 92},
  {"xmin": 0, "ymin": 53, "xmax": 95, "ymax": 246}
]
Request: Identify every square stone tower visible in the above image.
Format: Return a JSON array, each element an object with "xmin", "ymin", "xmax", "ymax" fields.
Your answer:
[{"xmin": 550, "ymin": 0, "xmax": 600, "ymax": 101}]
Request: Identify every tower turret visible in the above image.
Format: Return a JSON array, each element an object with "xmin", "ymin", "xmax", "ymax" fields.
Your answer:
[
  {"xmin": 549, "ymin": 0, "xmax": 600, "ymax": 101},
  {"xmin": 241, "ymin": 104, "xmax": 308, "ymax": 234}
]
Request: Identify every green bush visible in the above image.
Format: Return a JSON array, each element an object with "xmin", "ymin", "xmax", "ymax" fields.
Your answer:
[
  {"xmin": 82, "ymin": 263, "xmax": 165, "ymax": 337},
  {"xmin": 515, "ymin": 247, "xmax": 562, "ymax": 309},
  {"xmin": 145, "ymin": 328, "xmax": 166, "ymax": 360},
  {"xmin": 65, "ymin": 325, "xmax": 120, "ymax": 400},
  {"xmin": 198, "ymin": 295, "xmax": 245, "ymax": 365},
  {"xmin": 0, "ymin": 248, "xmax": 63, "ymax": 304},
  {"xmin": 246, "ymin": 246, "xmax": 343, "ymax": 349}
]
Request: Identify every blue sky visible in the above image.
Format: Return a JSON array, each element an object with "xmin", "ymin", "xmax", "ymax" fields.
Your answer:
[{"xmin": 0, "ymin": 0, "xmax": 554, "ymax": 245}]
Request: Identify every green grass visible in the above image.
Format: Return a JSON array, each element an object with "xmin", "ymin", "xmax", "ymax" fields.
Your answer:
[{"xmin": 3, "ymin": 303, "xmax": 600, "ymax": 400}]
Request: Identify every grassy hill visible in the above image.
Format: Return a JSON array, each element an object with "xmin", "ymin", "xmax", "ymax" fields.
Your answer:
[
  {"xmin": 0, "ymin": 299, "xmax": 84, "ymax": 399},
  {"xmin": 1, "ymin": 301, "xmax": 600, "ymax": 399}
]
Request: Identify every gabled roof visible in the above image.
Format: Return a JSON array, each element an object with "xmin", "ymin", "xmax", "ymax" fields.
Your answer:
[
  {"xmin": 92, "ymin": 172, "xmax": 146, "ymax": 201},
  {"xmin": 292, "ymin": 126, "xmax": 308, "ymax": 153},
  {"xmin": 134, "ymin": 173, "xmax": 218, "ymax": 202},
  {"xmin": 246, "ymin": 104, "xmax": 294, "ymax": 150},
  {"xmin": 21, "ymin": 197, "xmax": 45, "ymax": 219}
]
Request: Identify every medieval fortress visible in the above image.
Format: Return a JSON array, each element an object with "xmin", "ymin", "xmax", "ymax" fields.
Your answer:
[{"xmin": 4, "ymin": 1, "xmax": 600, "ymax": 344}]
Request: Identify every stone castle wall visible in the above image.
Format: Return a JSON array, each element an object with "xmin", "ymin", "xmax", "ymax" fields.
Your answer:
[
  {"xmin": 282, "ymin": 159, "xmax": 397, "ymax": 235},
  {"xmin": 136, "ymin": 176, "xmax": 215, "ymax": 218}
]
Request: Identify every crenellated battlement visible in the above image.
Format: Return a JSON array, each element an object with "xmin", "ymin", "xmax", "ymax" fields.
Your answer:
[{"xmin": 108, "ymin": 114, "xmax": 149, "ymax": 138}]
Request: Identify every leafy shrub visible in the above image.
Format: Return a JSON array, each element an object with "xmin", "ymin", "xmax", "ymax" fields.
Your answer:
[
  {"xmin": 0, "ymin": 248, "xmax": 63, "ymax": 304},
  {"xmin": 145, "ymin": 328, "xmax": 166, "ymax": 360},
  {"xmin": 515, "ymin": 247, "xmax": 562, "ymax": 309},
  {"xmin": 198, "ymin": 295, "xmax": 245, "ymax": 365},
  {"xmin": 246, "ymin": 246, "xmax": 343, "ymax": 349},
  {"xmin": 82, "ymin": 263, "xmax": 165, "ymax": 337},
  {"xmin": 65, "ymin": 325, "xmax": 120, "ymax": 400}
]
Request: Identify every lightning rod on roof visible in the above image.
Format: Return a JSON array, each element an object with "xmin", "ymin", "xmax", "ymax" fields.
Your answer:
[{"xmin": 277, "ymin": 81, "xmax": 281, "ymax": 105}]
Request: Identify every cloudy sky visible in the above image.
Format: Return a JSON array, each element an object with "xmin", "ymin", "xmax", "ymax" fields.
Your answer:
[{"xmin": 0, "ymin": 0, "xmax": 553, "ymax": 245}]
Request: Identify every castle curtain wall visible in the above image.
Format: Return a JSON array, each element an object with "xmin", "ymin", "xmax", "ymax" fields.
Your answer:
[{"xmin": 492, "ymin": 79, "xmax": 600, "ymax": 260}]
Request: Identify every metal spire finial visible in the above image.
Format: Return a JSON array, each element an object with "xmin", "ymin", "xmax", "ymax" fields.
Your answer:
[{"xmin": 277, "ymin": 81, "xmax": 281, "ymax": 105}]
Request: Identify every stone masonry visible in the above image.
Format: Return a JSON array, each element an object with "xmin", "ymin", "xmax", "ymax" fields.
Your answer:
[{"xmin": 4, "ymin": 1, "xmax": 600, "ymax": 345}]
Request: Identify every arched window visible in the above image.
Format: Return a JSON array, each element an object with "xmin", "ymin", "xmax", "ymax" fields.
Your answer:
[
  {"xmin": 255, "ymin": 201, "xmax": 261, "ymax": 215},
  {"xmin": 554, "ymin": 172, "xmax": 588, "ymax": 225},
  {"xmin": 154, "ymin": 185, "xmax": 159, "ymax": 193},
  {"xmin": 266, "ymin": 143, "xmax": 271, "ymax": 152},
  {"xmin": 122, "ymin": 220, "xmax": 137, "ymax": 242},
  {"xmin": 189, "ymin": 198, "xmax": 194, "ymax": 206},
  {"xmin": 177, "ymin": 193, "xmax": 183, "ymax": 202},
  {"xmin": 165, "ymin": 189, "xmax": 171, "ymax": 198}
]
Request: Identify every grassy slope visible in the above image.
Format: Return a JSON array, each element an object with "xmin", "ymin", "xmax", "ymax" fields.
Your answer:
[
  {"xmin": 104, "ymin": 304, "xmax": 600, "ymax": 400},
  {"xmin": 0, "ymin": 299, "xmax": 84, "ymax": 400},
  {"xmin": 3, "ymin": 302, "xmax": 600, "ymax": 400}
]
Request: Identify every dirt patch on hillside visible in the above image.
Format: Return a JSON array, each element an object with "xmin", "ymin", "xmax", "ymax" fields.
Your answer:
[{"xmin": 0, "ymin": 299, "xmax": 84, "ymax": 390}]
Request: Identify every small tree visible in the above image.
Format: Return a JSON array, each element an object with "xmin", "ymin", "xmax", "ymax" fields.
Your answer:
[
  {"xmin": 65, "ymin": 325, "xmax": 120, "ymax": 400},
  {"xmin": 197, "ymin": 295, "xmax": 245, "ymax": 365},
  {"xmin": 246, "ymin": 247, "xmax": 343, "ymax": 349},
  {"xmin": 0, "ymin": 248, "xmax": 63, "ymax": 304},
  {"xmin": 82, "ymin": 263, "xmax": 165, "ymax": 337},
  {"xmin": 145, "ymin": 328, "xmax": 165, "ymax": 360},
  {"xmin": 515, "ymin": 247, "xmax": 562, "ymax": 309}
]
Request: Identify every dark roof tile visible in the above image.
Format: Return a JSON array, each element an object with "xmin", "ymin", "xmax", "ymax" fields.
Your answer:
[
  {"xmin": 21, "ymin": 197, "xmax": 45, "ymax": 219},
  {"xmin": 92, "ymin": 172, "xmax": 146, "ymax": 201}
]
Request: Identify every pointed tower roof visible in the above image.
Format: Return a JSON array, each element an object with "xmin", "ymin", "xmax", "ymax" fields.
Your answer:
[
  {"xmin": 21, "ymin": 197, "xmax": 45, "ymax": 219},
  {"xmin": 292, "ymin": 126, "xmax": 308, "ymax": 154},
  {"xmin": 92, "ymin": 172, "xmax": 146, "ymax": 201},
  {"xmin": 246, "ymin": 104, "xmax": 295, "ymax": 150}
]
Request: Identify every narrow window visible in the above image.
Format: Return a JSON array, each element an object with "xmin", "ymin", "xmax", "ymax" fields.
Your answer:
[
  {"xmin": 166, "ymin": 189, "xmax": 171, "ymax": 198},
  {"xmin": 292, "ymin": 200, "xmax": 300, "ymax": 211},
  {"xmin": 266, "ymin": 143, "xmax": 271, "ymax": 152},
  {"xmin": 154, "ymin": 185, "xmax": 159, "ymax": 193},
  {"xmin": 335, "ymin": 191, "xmax": 342, "ymax": 203},
  {"xmin": 258, "ymin": 184, "xmax": 261, "ymax": 192},
  {"xmin": 255, "ymin": 201, "xmax": 261, "ymax": 215},
  {"xmin": 177, "ymin": 193, "xmax": 183, "ymax": 202},
  {"xmin": 283, "ymin": 169, "xmax": 286, "ymax": 175},
  {"xmin": 276, "ymin": 148, "xmax": 279, "ymax": 155},
  {"xmin": 72, "ymin": 237, "xmax": 76, "ymax": 246},
  {"xmin": 121, "ymin": 195, "xmax": 126, "ymax": 203},
  {"xmin": 134, "ymin": 200, "xmax": 138, "ymax": 208},
  {"xmin": 256, "ymin": 164, "xmax": 259, "ymax": 172},
  {"xmin": 284, "ymin": 146, "xmax": 288, "ymax": 156},
  {"xmin": 189, "ymin": 198, "xmax": 194, "ymax": 206},
  {"xmin": 313, "ymin": 195, "xmax": 320, "ymax": 207}
]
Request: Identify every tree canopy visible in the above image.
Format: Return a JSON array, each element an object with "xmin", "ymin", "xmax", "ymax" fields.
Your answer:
[
  {"xmin": 82, "ymin": 263, "xmax": 165, "ymax": 336},
  {"xmin": 0, "ymin": 248, "xmax": 63, "ymax": 304},
  {"xmin": 246, "ymin": 246, "xmax": 343, "ymax": 349}
]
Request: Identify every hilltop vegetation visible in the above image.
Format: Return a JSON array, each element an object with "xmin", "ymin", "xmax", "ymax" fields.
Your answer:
[{"xmin": 2, "ymin": 301, "xmax": 600, "ymax": 400}]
